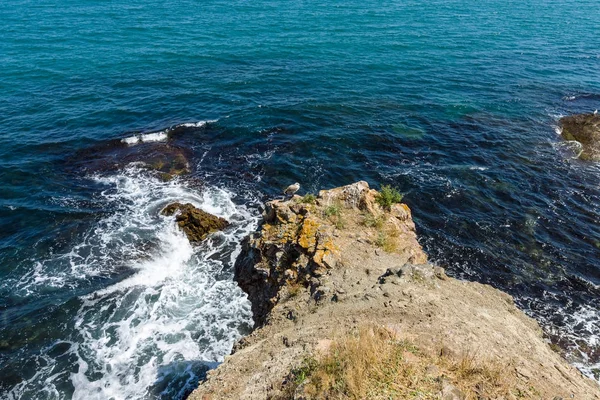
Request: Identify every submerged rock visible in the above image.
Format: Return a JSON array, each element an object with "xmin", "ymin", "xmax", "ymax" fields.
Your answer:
[
  {"xmin": 559, "ymin": 113, "xmax": 600, "ymax": 161},
  {"xmin": 68, "ymin": 141, "xmax": 191, "ymax": 179},
  {"xmin": 161, "ymin": 202, "xmax": 229, "ymax": 243},
  {"xmin": 128, "ymin": 144, "xmax": 191, "ymax": 179}
]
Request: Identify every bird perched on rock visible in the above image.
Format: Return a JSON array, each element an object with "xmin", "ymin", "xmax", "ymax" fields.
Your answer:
[{"xmin": 283, "ymin": 182, "xmax": 300, "ymax": 197}]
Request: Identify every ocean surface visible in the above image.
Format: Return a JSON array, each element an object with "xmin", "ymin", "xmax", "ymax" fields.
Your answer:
[{"xmin": 1, "ymin": 0, "xmax": 599, "ymax": 398}]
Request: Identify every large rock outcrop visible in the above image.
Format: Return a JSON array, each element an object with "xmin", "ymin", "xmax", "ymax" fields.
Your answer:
[
  {"xmin": 189, "ymin": 182, "xmax": 600, "ymax": 400},
  {"xmin": 560, "ymin": 113, "xmax": 600, "ymax": 161},
  {"xmin": 234, "ymin": 181, "xmax": 426, "ymax": 327},
  {"xmin": 162, "ymin": 202, "xmax": 229, "ymax": 243}
]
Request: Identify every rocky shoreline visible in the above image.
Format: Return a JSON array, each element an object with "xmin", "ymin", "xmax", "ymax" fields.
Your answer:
[
  {"xmin": 188, "ymin": 182, "xmax": 600, "ymax": 399},
  {"xmin": 559, "ymin": 113, "xmax": 600, "ymax": 161}
]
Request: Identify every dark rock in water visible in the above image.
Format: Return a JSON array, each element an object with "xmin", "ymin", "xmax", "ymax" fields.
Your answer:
[
  {"xmin": 123, "ymin": 143, "xmax": 191, "ymax": 179},
  {"xmin": 559, "ymin": 113, "xmax": 600, "ymax": 161},
  {"xmin": 67, "ymin": 141, "xmax": 191, "ymax": 178},
  {"xmin": 161, "ymin": 203, "xmax": 229, "ymax": 243}
]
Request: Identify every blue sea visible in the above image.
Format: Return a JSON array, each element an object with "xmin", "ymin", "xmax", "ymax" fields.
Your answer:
[{"xmin": 1, "ymin": 0, "xmax": 599, "ymax": 398}]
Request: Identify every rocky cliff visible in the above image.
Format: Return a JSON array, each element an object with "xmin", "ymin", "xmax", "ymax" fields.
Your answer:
[{"xmin": 189, "ymin": 182, "xmax": 600, "ymax": 399}]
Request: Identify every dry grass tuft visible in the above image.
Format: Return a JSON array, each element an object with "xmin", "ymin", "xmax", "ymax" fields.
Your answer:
[
  {"xmin": 361, "ymin": 213, "xmax": 385, "ymax": 230},
  {"xmin": 375, "ymin": 228, "xmax": 399, "ymax": 253},
  {"xmin": 278, "ymin": 325, "xmax": 538, "ymax": 399}
]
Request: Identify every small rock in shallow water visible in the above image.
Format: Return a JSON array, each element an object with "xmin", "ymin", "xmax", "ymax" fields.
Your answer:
[{"xmin": 161, "ymin": 202, "xmax": 229, "ymax": 243}]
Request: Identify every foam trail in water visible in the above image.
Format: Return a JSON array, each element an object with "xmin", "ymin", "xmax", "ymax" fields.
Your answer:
[
  {"xmin": 7, "ymin": 166, "xmax": 256, "ymax": 400},
  {"xmin": 121, "ymin": 120, "xmax": 217, "ymax": 145},
  {"xmin": 179, "ymin": 120, "xmax": 218, "ymax": 128},
  {"xmin": 121, "ymin": 131, "xmax": 169, "ymax": 145}
]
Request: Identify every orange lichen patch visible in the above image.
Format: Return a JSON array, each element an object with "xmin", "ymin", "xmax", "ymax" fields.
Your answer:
[
  {"xmin": 399, "ymin": 203, "xmax": 411, "ymax": 215},
  {"xmin": 320, "ymin": 237, "xmax": 337, "ymax": 252},
  {"xmin": 263, "ymin": 218, "xmax": 302, "ymax": 243},
  {"xmin": 297, "ymin": 218, "xmax": 320, "ymax": 251},
  {"xmin": 313, "ymin": 250, "xmax": 333, "ymax": 270},
  {"xmin": 282, "ymin": 225, "xmax": 300, "ymax": 242},
  {"xmin": 261, "ymin": 223, "xmax": 275, "ymax": 237}
]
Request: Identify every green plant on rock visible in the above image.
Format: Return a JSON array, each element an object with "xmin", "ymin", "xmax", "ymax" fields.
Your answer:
[
  {"xmin": 334, "ymin": 215, "xmax": 345, "ymax": 230},
  {"xmin": 324, "ymin": 202, "xmax": 345, "ymax": 230},
  {"xmin": 324, "ymin": 203, "xmax": 341, "ymax": 217},
  {"xmin": 375, "ymin": 230, "xmax": 398, "ymax": 253},
  {"xmin": 292, "ymin": 358, "xmax": 318, "ymax": 385},
  {"xmin": 362, "ymin": 213, "xmax": 385, "ymax": 229},
  {"xmin": 375, "ymin": 185, "xmax": 403, "ymax": 210},
  {"xmin": 301, "ymin": 193, "xmax": 317, "ymax": 204}
]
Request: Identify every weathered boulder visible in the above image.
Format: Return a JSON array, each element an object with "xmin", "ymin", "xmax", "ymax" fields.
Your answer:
[
  {"xmin": 161, "ymin": 202, "xmax": 229, "ymax": 243},
  {"xmin": 559, "ymin": 113, "xmax": 600, "ymax": 161},
  {"xmin": 318, "ymin": 180, "xmax": 378, "ymax": 213}
]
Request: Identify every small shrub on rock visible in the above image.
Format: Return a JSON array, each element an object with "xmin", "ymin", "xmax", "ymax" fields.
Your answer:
[
  {"xmin": 362, "ymin": 213, "xmax": 385, "ymax": 229},
  {"xmin": 324, "ymin": 203, "xmax": 341, "ymax": 217},
  {"xmin": 323, "ymin": 202, "xmax": 345, "ymax": 230},
  {"xmin": 375, "ymin": 185, "xmax": 403, "ymax": 210},
  {"xmin": 301, "ymin": 194, "xmax": 317, "ymax": 204}
]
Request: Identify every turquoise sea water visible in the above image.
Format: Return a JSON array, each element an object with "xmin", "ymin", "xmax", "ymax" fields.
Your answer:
[{"xmin": 1, "ymin": 0, "xmax": 599, "ymax": 398}]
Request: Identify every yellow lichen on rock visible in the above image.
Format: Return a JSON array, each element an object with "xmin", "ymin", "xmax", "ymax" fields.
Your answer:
[{"xmin": 297, "ymin": 217, "xmax": 319, "ymax": 251}]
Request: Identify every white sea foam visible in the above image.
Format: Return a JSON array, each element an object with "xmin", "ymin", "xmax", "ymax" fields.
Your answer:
[
  {"xmin": 140, "ymin": 131, "xmax": 169, "ymax": 142},
  {"xmin": 554, "ymin": 125, "xmax": 562, "ymax": 136},
  {"xmin": 553, "ymin": 139, "xmax": 584, "ymax": 160},
  {"xmin": 121, "ymin": 120, "xmax": 217, "ymax": 146},
  {"xmin": 8, "ymin": 165, "xmax": 257, "ymax": 399},
  {"xmin": 122, "ymin": 135, "xmax": 142, "ymax": 145},
  {"xmin": 520, "ymin": 292, "xmax": 600, "ymax": 385},
  {"xmin": 563, "ymin": 303, "xmax": 600, "ymax": 383},
  {"xmin": 179, "ymin": 120, "xmax": 218, "ymax": 128},
  {"xmin": 121, "ymin": 119, "xmax": 218, "ymax": 146},
  {"xmin": 121, "ymin": 131, "xmax": 169, "ymax": 145}
]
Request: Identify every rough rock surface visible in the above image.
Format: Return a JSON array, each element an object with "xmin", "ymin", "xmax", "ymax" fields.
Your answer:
[
  {"xmin": 189, "ymin": 182, "xmax": 600, "ymax": 400},
  {"xmin": 234, "ymin": 181, "xmax": 425, "ymax": 327},
  {"xmin": 162, "ymin": 202, "xmax": 229, "ymax": 243},
  {"xmin": 560, "ymin": 113, "xmax": 600, "ymax": 161}
]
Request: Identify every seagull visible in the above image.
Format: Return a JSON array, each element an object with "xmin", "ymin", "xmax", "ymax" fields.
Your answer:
[
  {"xmin": 594, "ymin": 109, "xmax": 598, "ymax": 115},
  {"xmin": 283, "ymin": 182, "xmax": 300, "ymax": 197}
]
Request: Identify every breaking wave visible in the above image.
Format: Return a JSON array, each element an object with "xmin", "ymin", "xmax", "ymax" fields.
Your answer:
[{"xmin": 6, "ymin": 166, "xmax": 256, "ymax": 400}]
